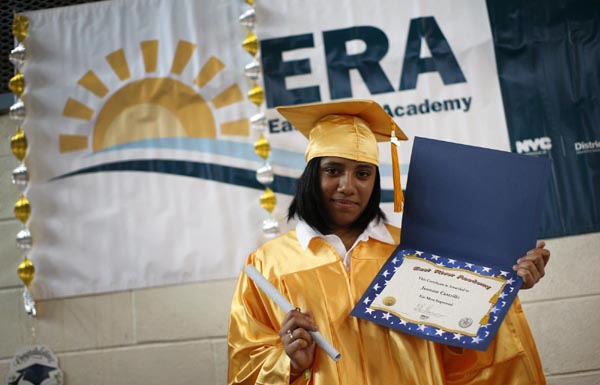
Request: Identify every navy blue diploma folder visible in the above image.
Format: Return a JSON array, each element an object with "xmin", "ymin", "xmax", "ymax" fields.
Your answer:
[{"xmin": 351, "ymin": 137, "xmax": 551, "ymax": 351}]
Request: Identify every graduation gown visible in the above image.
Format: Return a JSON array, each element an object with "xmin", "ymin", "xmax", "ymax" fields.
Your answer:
[{"xmin": 228, "ymin": 224, "xmax": 546, "ymax": 385}]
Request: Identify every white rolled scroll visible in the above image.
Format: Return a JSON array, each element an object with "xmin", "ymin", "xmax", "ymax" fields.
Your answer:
[{"xmin": 244, "ymin": 264, "xmax": 341, "ymax": 361}]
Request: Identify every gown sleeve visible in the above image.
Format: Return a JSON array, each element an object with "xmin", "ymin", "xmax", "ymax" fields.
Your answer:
[
  {"xmin": 442, "ymin": 297, "xmax": 546, "ymax": 385},
  {"xmin": 228, "ymin": 253, "xmax": 311, "ymax": 385}
]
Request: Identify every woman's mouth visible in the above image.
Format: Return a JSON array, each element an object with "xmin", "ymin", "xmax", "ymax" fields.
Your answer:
[{"xmin": 332, "ymin": 199, "xmax": 359, "ymax": 208}]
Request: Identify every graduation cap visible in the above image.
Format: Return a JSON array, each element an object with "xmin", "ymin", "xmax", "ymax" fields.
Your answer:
[
  {"xmin": 9, "ymin": 363, "xmax": 56, "ymax": 385},
  {"xmin": 276, "ymin": 99, "xmax": 408, "ymax": 211}
]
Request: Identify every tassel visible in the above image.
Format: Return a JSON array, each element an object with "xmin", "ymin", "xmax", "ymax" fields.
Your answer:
[{"xmin": 391, "ymin": 131, "xmax": 404, "ymax": 212}]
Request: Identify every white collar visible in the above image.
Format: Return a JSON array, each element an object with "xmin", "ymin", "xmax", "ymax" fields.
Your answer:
[{"xmin": 296, "ymin": 218, "xmax": 395, "ymax": 253}]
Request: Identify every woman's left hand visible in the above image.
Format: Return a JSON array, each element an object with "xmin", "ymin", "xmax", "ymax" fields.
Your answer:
[{"xmin": 513, "ymin": 240, "xmax": 551, "ymax": 289}]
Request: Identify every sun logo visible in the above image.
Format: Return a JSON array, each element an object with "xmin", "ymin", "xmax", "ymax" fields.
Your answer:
[{"xmin": 59, "ymin": 39, "xmax": 250, "ymax": 153}]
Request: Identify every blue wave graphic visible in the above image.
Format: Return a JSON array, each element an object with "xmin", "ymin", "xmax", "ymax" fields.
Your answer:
[
  {"xmin": 53, "ymin": 159, "xmax": 396, "ymax": 202},
  {"xmin": 95, "ymin": 138, "xmax": 408, "ymax": 177},
  {"xmin": 95, "ymin": 138, "xmax": 307, "ymax": 171}
]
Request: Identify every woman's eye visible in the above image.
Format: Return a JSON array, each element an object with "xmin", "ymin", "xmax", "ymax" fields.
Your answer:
[
  {"xmin": 325, "ymin": 168, "xmax": 340, "ymax": 175},
  {"xmin": 357, "ymin": 171, "xmax": 371, "ymax": 178}
]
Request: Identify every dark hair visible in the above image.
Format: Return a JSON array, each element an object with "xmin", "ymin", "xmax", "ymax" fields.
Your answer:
[{"xmin": 287, "ymin": 157, "xmax": 387, "ymax": 234}]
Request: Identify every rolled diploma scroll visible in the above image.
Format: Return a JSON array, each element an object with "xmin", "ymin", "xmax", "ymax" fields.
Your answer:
[{"xmin": 244, "ymin": 264, "xmax": 341, "ymax": 361}]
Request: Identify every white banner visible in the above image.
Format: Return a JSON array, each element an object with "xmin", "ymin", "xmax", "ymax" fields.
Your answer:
[
  {"xmin": 22, "ymin": 0, "xmax": 509, "ymax": 299},
  {"xmin": 23, "ymin": 0, "xmax": 276, "ymax": 299}
]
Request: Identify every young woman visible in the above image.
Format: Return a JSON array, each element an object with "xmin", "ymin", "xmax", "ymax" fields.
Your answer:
[{"xmin": 228, "ymin": 100, "xmax": 550, "ymax": 385}]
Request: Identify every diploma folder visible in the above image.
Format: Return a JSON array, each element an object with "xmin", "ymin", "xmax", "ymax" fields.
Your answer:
[{"xmin": 351, "ymin": 137, "xmax": 550, "ymax": 351}]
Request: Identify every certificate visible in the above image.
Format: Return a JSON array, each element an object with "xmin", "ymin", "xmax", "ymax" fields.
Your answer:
[
  {"xmin": 372, "ymin": 254, "xmax": 506, "ymax": 336},
  {"xmin": 351, "ymin": 248, "xmax": 520, "ymax": 350},
  {"xmin": 351, "ymin": 137, "xmax": 550, "ymax": 351}
]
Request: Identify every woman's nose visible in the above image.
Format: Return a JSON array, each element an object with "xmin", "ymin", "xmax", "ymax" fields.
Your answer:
[{"xmin": 337, "ymin": 173, "xmax": 356, "ymax": 193}]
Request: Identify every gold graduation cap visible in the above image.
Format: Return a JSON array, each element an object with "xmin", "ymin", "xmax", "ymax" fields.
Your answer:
[{"xmin": 276, "ymin": 99, "xmax": 408, "ymax": 212}]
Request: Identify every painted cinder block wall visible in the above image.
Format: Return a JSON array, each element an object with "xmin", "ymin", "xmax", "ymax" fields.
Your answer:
[{"xmin": 1, "ymin": 111, "xmax": 599, "ymax": 384}]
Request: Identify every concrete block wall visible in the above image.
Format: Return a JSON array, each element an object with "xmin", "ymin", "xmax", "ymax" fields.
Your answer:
[{"xmin": 1, "ymin": 112, "xmax": 599, "ymax": 384}]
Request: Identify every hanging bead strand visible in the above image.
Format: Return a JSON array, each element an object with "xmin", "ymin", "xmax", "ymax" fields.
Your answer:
[
  {"xmin": 9, "ymin": 14, "xmax": 37, "ymax": 318},
  {"xmin": 239, "ymin": 1, "xmax": 279, "ymax": 238}
]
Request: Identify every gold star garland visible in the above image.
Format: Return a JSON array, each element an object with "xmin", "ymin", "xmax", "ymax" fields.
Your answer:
[
  {"xmin": 9, "ymin": 14, "xmax": 37, "ymax": 318},
  {"xmin": 239, "ymin": 1, "xmax": 280, "ymax": 238}
]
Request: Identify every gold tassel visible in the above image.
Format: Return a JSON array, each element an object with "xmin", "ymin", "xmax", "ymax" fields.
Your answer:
[{"xmin": 391, "ymin": 131, "xmax": 403, "ymax": 212}]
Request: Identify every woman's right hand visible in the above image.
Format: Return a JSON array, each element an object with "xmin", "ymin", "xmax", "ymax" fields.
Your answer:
[{"xmin": 279, "ymin": 308, "xmax": 318, "ymax": 375}]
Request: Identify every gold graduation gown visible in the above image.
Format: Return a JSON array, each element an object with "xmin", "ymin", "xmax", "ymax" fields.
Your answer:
[{"xmin": 228, "ymin": 225, "xmax": 546, "ymax": 385}]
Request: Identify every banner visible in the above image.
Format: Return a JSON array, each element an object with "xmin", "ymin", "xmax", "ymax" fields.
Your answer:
[
  {"xmin": 256, "ymin": 0, "xmax": 511, "ymax": 220},
  {"xmin": 23, "ymin": 0, "xmax": 511, "ymax": 299},
  {"xmin": 488, "ymin": 0, "xmax": 600, "ymax": 238},
  {"xmin": 23, "ymin": 0, "xmax": 271, "ymax": 299}
]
